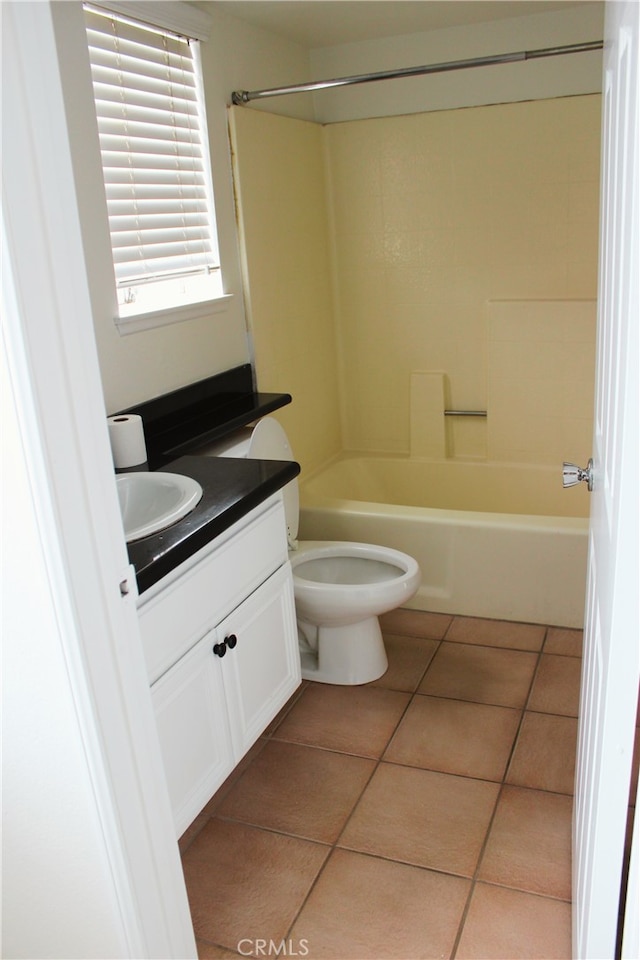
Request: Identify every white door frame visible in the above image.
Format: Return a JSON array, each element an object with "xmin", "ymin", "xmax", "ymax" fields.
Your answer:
[{"xmin": 2, "ymin": 3, "xmax": 196, "ymax": 956}]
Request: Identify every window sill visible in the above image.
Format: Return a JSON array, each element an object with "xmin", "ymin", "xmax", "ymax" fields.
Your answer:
[{"xmin": 114, "ymin": 294, "xmax": 234, "ymax": 336}]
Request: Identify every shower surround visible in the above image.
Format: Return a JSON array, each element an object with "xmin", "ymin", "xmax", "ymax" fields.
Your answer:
[{"xmin": 230, "ymin": 94, "xmax": 600, "ymax": 473}]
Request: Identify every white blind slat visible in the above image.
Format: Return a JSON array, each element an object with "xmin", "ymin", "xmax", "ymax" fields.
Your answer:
[
  {"xmin": 101, "ymin": 150, "xmax": 205, "ymax": 171},
  {"xmin": 110, "ymin": 209, "xmax": 209, "ymax": 223},
  {"xmin": 97, "ymin": 118, "xmax": 202, "ymax": 142},
  {"xmin": 94, "ymin": 100, "xmax": 199, "ymax": 130},
  {"xmin": 107, "ymin": 200, "xmax": 207, "ymax": 216},
  {"xmin": 92, "ymin": 83, "xmax": 199, "ymax": 116},
  {"xmin": 100, "ymin": 137, "xmax": 203, "ymax": 158},
  {"xmin": 85, "ymin": 4, "xmax": 218, "ymax": 289},
  {"xmin": 102, "ymin": 170, "xmax": 206, "ymax": 190},
  {"xmin": 87, "ymin": 47, "xmax": 198, "ymax": 86},
  {"xmin": 105, "ymin": 184, "xmax": 207, "ymax": 202},
  {"xmin": 90, "ymin": 70, "xmax": 198, "ymax": 103},
  {"xmin": 112, "ymin": 226, "xmax": 213, "ymax": 248}
]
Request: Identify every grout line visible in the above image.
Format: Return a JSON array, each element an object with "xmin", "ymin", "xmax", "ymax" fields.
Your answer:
[
  {"xmin": 178, "ymin": 680, "xmax": 311, "ymax": 855},
  {"xmin": 279, "ymin": 630, "xmax": 454, "ymax": 941},
  {"xmin": 183, "ymin": 619, "xmax": 581, "ymax": 955},
  {"xmin": 281, "ymin": 649, "xmax": 427, "ymax": 941},
  {"xmin": 500, "ymin": 626, "xmax": 550, "ymax": 783},
  {"xmin": 450, "ymin": 626, "xmax": 551, "ymax": 958}
]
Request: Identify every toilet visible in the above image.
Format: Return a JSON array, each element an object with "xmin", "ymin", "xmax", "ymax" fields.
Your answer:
[{"xmin": 202, "ymin": 418, "xmax": 420, "ymax": 684}]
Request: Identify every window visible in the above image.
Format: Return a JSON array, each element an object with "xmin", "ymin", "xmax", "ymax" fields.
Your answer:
[{"xmin": 84, "ymin": 4, "xmax": 224, "ymax": 320}]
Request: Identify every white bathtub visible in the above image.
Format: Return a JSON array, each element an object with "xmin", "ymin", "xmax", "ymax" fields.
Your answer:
[{"xmin": 298, "ymin": 455, "xmax": 589, "ymax": 628}]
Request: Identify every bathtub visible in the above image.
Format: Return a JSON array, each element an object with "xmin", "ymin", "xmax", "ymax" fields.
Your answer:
[{"xmin": 298, "ymin": 455, "xmax": 589, "ymax": 628}]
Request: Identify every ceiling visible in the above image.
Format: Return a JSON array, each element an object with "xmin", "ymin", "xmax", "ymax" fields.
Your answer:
[{"xmin": 209, "ymin": 1, "xmax": 598, "ymax": 49}]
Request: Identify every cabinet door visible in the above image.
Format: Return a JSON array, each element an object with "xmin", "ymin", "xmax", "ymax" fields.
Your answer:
[
  {"xmin": 217, "ymin": 563, "xmax": 300, "ymax": 759},
  {"xmin": 151, "ymin": 633, "xmax": 234, "ymax": 838},
  {"xmin": 138, "ymin": 498, "xmax": 288, "ymax": 684}
]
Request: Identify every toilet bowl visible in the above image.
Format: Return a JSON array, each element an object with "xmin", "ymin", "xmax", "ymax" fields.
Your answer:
[
  {"xmin": 200, "ymin": 419, "xmax": 420, "ymax": 684},
  {"xmin": 291, "ymin": 539, "xmax": 420, "ymax": 684}
]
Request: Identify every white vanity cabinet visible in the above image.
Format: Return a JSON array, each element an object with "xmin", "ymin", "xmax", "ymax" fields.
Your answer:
[{"xmin": 138, "ymin": 495, "xmax": 300, "ymax": 837}]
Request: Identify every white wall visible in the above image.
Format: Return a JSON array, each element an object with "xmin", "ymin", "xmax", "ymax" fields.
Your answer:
[
  {"xmin": 196, "ymin": 2, "xmax": 315, "ymax": 122},
  {"xmin": 2, "ymin": 334, "xmax": 129, "ymax": 960},
  {"xmin": 51, "ymin": 2, "xmax": 313, "ymax": 414},
  {"xmin": 310, "ymin": 3, "xmax": 604, "ymax": 122}
]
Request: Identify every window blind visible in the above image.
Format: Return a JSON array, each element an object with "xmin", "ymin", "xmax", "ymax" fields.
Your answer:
[{"xmin": 85, "ymin": 6, "xmax": 219, "ymax": 292}]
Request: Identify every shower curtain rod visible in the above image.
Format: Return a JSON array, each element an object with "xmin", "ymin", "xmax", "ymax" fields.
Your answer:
[{"xmin": 231, "ymin": 39, "xmax": 602, "ymax": 104}]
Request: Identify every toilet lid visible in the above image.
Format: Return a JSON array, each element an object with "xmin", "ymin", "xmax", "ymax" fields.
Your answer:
[{"xmin": 248, "ymin": 418, "xmax": 299, "ymax": 542}]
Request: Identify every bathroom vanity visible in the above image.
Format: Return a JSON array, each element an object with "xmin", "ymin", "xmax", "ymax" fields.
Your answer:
[
  {"xmin": 122, "ymin": 369, "xmax": 301, "ymax": 837},
  {"xmin": 137, "ymin": 491, "xmax": 299, "ymax": 837}
]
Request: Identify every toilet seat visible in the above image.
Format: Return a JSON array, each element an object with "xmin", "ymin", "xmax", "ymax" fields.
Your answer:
[{"xmin": 290, "ymin": 540, "xmax": 420, "ymax": 626}]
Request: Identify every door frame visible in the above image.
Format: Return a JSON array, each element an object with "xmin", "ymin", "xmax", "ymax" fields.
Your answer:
[{"xmin": 2, "ymin": 3, "xmax": 196, "ymax": 956}]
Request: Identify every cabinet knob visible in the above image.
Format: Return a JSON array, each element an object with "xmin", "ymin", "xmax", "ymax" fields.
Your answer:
[
  {"xmin": 226, "ymin": 634, "xmax": 237, "ymax": 649},
  {"xmin": 212, "ymin": 641, "xmax": 227, "ymax": 658}
]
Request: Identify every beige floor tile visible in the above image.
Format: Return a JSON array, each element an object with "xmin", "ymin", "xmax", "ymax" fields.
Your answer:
[
  {"xmin": 273, "ymin": 683, "xmax": 410, "ymax": 758},
  {"xmin": 181, "ymin": 738, "xmax": 272, "ymax": 852},
  {"xmin": 478, "ymin": 786, "xmax": 572, "ymax": 900},
  {"xmin": 179, "ymin": 809, "xmax": 211, "ymax": 855},
  {"xmin": 528, "ymin": 654, "xmax": 582, "ymax": 717},
  {"xmin": 545, "ymin": 627, "xmax": 583, "ymax": 658},
  {"xmin": 216, "ymin": 740, "xmax": 375, "ymax": 843},
  {"xmin": 419, "ymin": 641, "xmax": 538, "ymax": 708},
  {"xmin": 263, "ymin": 683, "xmax": 308, "ymax": 735},
  {"xmin": 338, "ymin": 762, "xmax": 499, "ymax": 876},
  {"xmin": 196, "ymin": 939, "xmax": 242, "ymax": 959},
  {"xmin": 385, "ymin": 694, "xmax": 521, "ymax": 781},
  {"xmin": 455, "ymin": 882, "xmax": 572, "ymax": 959},
  {"xmin": 289, "ymin": 848, "xmax": 470, "ymax": 959},
  {"xmin": 369, "ymin": 634, "xmax": 439, "ymax": 692},
  {"xmin": 507, "ymin": 712, "xmax": 577, "ymax": 794},
  {"xmin": 182, "ymin": 819, "xmax": 329, "ymax": 951},
  {"xmin": 198, "ymin": 738, "xmax": 269, "ymax": 821},
  {"xmin": 447, "ymin": 617, "xmax": 546, "ymax": 651},
  {"xmin": 380, "ymin": 607, "xmax": 452, "ymax": 639}
]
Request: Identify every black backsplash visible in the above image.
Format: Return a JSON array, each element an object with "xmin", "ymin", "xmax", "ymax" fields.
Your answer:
[{"xmin": 116, "ymin": 364, "xmax": 291, "ymax": 469}]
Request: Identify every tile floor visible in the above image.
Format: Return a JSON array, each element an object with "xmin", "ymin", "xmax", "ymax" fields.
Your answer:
[{"xmin": 179, "ymin": 609, "xmax": 583, "ymax": 960}]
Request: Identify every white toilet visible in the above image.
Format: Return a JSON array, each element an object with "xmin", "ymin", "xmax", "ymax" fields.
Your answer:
[{"xmin": 203, "ymin": 418, "xmax": 420, "ymax": 684}]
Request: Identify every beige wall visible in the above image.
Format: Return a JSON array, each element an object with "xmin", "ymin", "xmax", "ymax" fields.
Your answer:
[
  {"xmin": 234, "ymin": 94, "xmax": 600, "ymax": 466},
  {"xmin": 229, "ymin": 107, "xmax": 342, "ymax": 476},
  {"xmin": 487, "ymin": 299, "xmax": 596, "ymax": 465},
  {"xmin": 326, "ymin": 94, "xmax": 601, "ymax": 461}
]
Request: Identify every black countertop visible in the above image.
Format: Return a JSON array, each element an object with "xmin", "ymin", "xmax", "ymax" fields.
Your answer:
[{"xmin": 128, "ymin": 455, "xmax": 300, "ymax": 595}]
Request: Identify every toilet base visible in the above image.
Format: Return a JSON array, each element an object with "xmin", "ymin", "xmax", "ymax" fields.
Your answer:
[{"xmin": 298, "ymin": 616, "xmax": 388, "ymax": 685}]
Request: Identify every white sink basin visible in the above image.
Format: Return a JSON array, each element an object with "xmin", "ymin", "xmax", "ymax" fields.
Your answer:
[{"xmin": 116, "ymin": 472, "xmax": 204, "ymax": 542}]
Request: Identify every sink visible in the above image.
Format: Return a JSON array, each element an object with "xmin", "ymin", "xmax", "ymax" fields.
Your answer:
[{"xmin": 116, "ymin": 472, "xmax": 204, "ymax": 542}]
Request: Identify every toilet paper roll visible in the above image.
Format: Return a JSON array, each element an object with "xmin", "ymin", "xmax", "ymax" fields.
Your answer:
[{"xmin": 107, "ymin": 414, "xmax": 148, "ymax": 469}]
